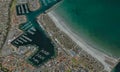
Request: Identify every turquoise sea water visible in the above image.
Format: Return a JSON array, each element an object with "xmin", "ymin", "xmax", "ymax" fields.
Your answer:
[{"xmin": 54, "ymin": 0, "xmax": 120, "ymax": 57}]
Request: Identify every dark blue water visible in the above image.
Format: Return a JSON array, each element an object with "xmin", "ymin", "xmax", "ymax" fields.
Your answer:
[{"xmin": 11, "ymin": 0, "xmax": 62, "ymax": 67}]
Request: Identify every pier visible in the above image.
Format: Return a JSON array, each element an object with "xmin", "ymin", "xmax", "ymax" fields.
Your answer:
[{"xmin": 11, "ymin": 0, "xmax": 62, "ymax": 67}]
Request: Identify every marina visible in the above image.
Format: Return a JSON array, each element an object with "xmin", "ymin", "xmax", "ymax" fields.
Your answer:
[
  {"xmin": 0, "ymin": 0, "xmax": 119, "ymax": 71},
  {"xmin": 16, "ymin": 3, "xmax": 30, "ymax": 15},
  {"xmin": 11, "ymin": 0, "xmax": 62, "ymax": 67}
]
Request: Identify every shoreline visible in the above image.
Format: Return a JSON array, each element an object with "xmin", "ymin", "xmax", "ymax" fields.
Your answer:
[
  {"xmin": 49, "ymin": 10, "xmax": 118, "ymax": 58},
  {"xmin": 47, "ymin": 11, "xmax": 118, "ymax": 71}
]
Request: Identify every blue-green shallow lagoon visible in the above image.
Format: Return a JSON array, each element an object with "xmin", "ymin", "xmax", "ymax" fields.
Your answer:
[{"xmin": 54, "ymin": 0, "xmax": 120, "ymax": 57}]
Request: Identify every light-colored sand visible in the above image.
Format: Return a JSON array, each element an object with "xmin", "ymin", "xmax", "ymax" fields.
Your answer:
[{"xmin": 47, "ymin": 11, "xmax": 118, "ymax": 71}]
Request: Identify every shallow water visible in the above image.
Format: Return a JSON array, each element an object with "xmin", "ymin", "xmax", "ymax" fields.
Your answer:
[{"xmin": 54, "ymin": 0, "xmax": 120, "ymax": 57}]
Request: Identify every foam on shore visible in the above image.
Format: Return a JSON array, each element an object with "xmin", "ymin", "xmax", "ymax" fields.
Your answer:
[{"xmin": 47, "ymin": 11, "xmax": 118, "ymax": 71}]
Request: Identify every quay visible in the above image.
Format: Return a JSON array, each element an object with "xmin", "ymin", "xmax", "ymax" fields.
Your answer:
[{"xmin": 11, "ymin": 0, "xmax": 62, "ymax": 67}]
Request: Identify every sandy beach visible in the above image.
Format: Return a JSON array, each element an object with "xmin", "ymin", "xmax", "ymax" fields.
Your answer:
[{"xmin": 47, "ymin": 11, "xmax": 118, "ymax": 71}]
